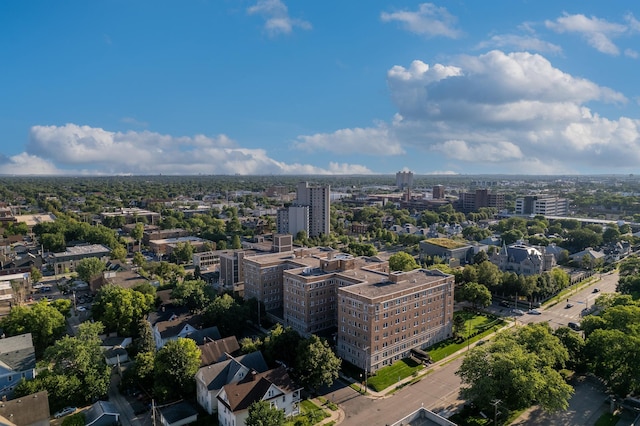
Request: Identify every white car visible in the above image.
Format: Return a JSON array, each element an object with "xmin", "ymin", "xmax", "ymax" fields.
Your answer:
[
  {"xmin": 528, "ymin": 309, "xmax": 541, "ymax": 315},
  {"xmin": 512, "ymin": 309, "xmax": 525, "ymax": 316},
  {"xmin": 77, "ymin": 306, "xmax": 87, "ymax": 312},
  {"xmin": 54, "ymin": 406, "xmax": 76, "ymax": 418}
]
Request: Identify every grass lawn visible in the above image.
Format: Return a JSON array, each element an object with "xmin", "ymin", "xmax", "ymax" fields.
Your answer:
[
  {"xmin": 367, "ymin": 357, "xmax": 424, "ymax": 392},
  {"xmin": 594, "ymin": 413, "xmax": 620, "ymax": 426},
  {"xmin": 428, "ymin": 313, "xmax": 505, "ymax": 362},
  {"xmin": 284, "ymin": 400, "xmax": 329, "ymax": 426}
]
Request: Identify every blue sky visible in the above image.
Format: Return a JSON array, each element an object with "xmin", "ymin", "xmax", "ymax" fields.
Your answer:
[{"xmin": 1, "ymin": 1, "xmax": 639, "ymax": 176}]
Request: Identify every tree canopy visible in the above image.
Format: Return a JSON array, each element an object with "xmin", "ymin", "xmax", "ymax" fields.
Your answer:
[
  {"xmin": 154, "ymin": 338, "xmax": 201, "ymax": 401},
  {"xmin": 457, "ymin": 323, "xmax": 573, "ymax": 413},
  {"xmin": 389, "ymin": 251, "xmax": 419, "ymax": 272},
  {"xmin": 294, "ymin": 335, "xmax": 341, "ymax": 393}
]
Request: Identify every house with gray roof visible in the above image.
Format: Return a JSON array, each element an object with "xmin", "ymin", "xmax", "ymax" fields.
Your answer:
[
  {"xmin": 490, "ymin": 243, "xmax": 556, "ymax": 275},
  {"xmin": 157, "ymin": 401, "xmax": 198, "ymax": 426},
  {"xmin": 85, "ymin": 400, "xmax": 119, "ymax": 426},
  {"xmin": 195, "ymin": 351, "xmax": 268, "ymax": 415},
  {"xmin": 152, "ymin": 313, "xmax": 221, "ymax": 350},
  {"xmin": 0, "ymin": 333, "xmax": 36, "ymax": 399}
]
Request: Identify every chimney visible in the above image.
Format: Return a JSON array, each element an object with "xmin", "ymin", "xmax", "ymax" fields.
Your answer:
[{"xmin": 250, "ymin": 370, "xmax": 257, "ymax": 381}]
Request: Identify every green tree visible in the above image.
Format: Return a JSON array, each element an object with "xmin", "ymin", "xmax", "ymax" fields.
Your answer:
[
  {"xmin": 30, "ymin": 266, "xmax": 42, "ymax": 284},
  {"xmin": 172, "ymin": 241, "xmax": 194, "ymax": 265},
  {"xmin": 501, "ymin": 229, "xmax": 524, "ymax": 246},
  {"xmin": 173, "ymin": 279, "xmax": 216, "ymax": 313},
  {"xmin": 130, "ymin": 222, "xmax": 144, "ymax": 252},
  {"xmin": 472, "ymin": 250, "xmax": 488, "ymax": 264},
  {"xmin": 92, "ymin": 285, "xmax": 154, "ymax": 336},
  {"xmin": 133, "ymin": 251, "xmax": 146, "ymax": 267},
  {"xmin": 41, "ymin": 232, "xmax": 66, "ymax": 252},
  {"xmin": 0, "ymin": 301, "xmax": 67, "ymax": 355},
  {"xmin": 110, "ymin": 244, "xmax": 127, "ymax": 262},
  {"xmin": 20, "ymin": 322, "xmax": 111, "ymax": 408},
  {"xmin": 246, "ymin": 400, "xmax": 285, "ymax": 426},
  {"xmin": 457, "ymin": 331, "xmax": 573, "ymax": 413},
  {"xmin": 295, "ymin": 335, "xmax": 341, "ymax": 393},
  {"xmin": 263, "ymin": 324, "xmax": 302, "ymax": 368},
  {"xmin": 476, "ymin": 261, "xmax": 501, "ymax": 289},
  {"xmin": 204, "ymin": 294, "xmax": 248, "ymax": 337},
  {"xmin": 75, "ymin": 257, "xmax": 106, "ymax": 283},
  {"xmin": 133, "ymin": 319, "xmax": 156, "ymax": 355},
  {"xmin": 154, "ymin": 338, "xmax": 201, "ymax": 401},
  {"xmin": 231, "ymin": 234, "xmax": 242, "ymax": 249},
  {"xmin": 389, "ymin": 251, "xmax": 419, "ymax": 272},
  {"xmin": 458, "ymin": 282, "xmax": 492, "ymax": 308}
]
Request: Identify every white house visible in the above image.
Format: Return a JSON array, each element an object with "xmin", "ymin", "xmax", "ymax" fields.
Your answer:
[
  {"xmin": 217, "ymin": 367, "xmax": 302, "ymax": 426},
  {"xmin": 196, "ymin": 352, "xmax": 268, "ymax": 415},
  {"xmin": 152, "ymin": 313, "xmax": 220, "ymax": 350}
]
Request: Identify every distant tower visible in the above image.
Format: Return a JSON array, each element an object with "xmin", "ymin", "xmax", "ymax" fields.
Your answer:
[
  {"xmin": 433, "ymin": 185, "xmax": 445, "ymax": 199},
  {"xmin": 276, "ymin": 182, "xmax": 330, "ymax": 237},
  {"xmin": 396, "ymin": 171, "xmax": 414, "ymax": 190}
]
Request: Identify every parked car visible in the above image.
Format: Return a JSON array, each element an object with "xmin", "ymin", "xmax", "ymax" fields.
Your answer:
[
  {"xmin": 512, "ymin": 309, "xmax": 525, "ymax": 316},
  {"xmin": 77, "ymin": 306, "xmax": 87, "ymax": 312},
  {"xmin": 499, "ymin": 300, "xmax": 510, "ymax": 307},
  {"xmin": 568, "ymin": 322, "xmax": 581, "ymax": 331},
  {"xmin": 527, "ymin": 309, "xmax": 541, "ymax": 315},
  {"xmin": 54, "ymin": 406, "xmax": 76, "ymax": 418}
]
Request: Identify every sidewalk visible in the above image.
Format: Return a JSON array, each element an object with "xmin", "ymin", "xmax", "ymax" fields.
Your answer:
[
  {"xmin": 341, "ymin": 321, "xmax": 515, "ymax": 400},
  {"xmin": 312, "ymin": 398, "xmax": 346, "ymax": 425}
]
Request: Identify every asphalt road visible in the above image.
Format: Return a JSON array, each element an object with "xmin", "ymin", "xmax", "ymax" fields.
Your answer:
[{"xmin": 516, "ymin": 271, "xmax": 619, "ymax": 329}]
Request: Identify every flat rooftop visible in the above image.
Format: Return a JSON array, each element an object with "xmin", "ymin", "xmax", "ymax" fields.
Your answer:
[
  {"xmin": 52, "ymin": 244, "xmax": 111, "ymax": 258},
  {"xmin": 243, "ymin": 248, "xmax": 325, "ymax": 268},
  {"xmin": 340, "ymin": 269, "xmax": 452, "ymax": 299}
]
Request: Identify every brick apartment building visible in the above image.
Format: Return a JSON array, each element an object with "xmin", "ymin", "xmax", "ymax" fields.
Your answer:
[
  {"xmin": 244, "ymin": 248, "xmax": 455, "ymax": 372},
  {"xmin": 337, "ymin": 268, "xmax": 454, "ymax": 373}
]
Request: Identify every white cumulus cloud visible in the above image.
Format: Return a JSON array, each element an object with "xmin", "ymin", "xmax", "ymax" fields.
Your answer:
[
  {"xmin": 545, "ymin": 13, "xmax": 634, "ymax": 55},
  {"xmin": 9, "ymin": 123, "xmax": 369, "ymax": 176},
  {"xmin": 380, "ymin": 50, "xmax": 639, "ymax": 172},
  {"xmin": 247, "ymin": 0, "xmax": 311, "ymax": 37},
  {"xmin": 380, "ymin": 3, "xmax": 461, "ymax": 38},
  {"xmin": 293, "ymin": 124, "xmax": 405, "ymax": 155},
  {"xmin": 476, "ymin": 34, "xmax": 562, "ymax": 54}
]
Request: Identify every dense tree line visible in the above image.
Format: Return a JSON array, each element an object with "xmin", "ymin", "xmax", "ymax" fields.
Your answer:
[{"xmin": 455, "ymin": 261, "xmax": 570, "ymax": 303}]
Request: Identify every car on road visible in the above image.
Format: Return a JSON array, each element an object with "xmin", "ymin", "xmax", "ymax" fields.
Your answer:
[
  {"xmin": 568, "ymin": 322, "xmax": 581, "ymax": 331},
  {"xmin": 527, "ymin": 309, "xmax": 541, "ymax": 315},
  {"xmin": 53, "ymin": 406, "xmax": 76, "ymax": 418},
  {"xmin": 565, "ymin": 303, "xmax": 574, "ymax": 309},
  {"xmin": 592, "ymin": 288, "xmax": 600, "ymax": 293},
  {"xmin": 512, "ymin": 309, "xmax": 525, "ymax": 316}
]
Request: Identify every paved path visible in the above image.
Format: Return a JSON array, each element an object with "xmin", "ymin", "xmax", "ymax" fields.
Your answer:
[{"xmin": 108, "ymin": 370, "xmax": 140, "ymax": 426}]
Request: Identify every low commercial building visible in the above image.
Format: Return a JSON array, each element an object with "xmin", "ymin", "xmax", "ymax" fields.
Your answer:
[
  {"xmin": 48, "ymin": 244, "xmax": 111, "ymax": 276},
  {"xmin": 420, "ymin": 238, "xmax": 474, "ymax": 266}
]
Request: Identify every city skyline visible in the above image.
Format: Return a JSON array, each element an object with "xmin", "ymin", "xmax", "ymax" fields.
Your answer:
[{"xmin": 1, "ymin": 1, "xmax": 639, "ymax": 176}]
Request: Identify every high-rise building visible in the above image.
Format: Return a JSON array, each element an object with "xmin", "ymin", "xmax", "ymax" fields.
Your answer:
[
  {"xmin": 276, "ymin": 182, "xmax": 330, "ymax": 237},
  {"xmin": 457, "ymin": 189, "xmax": 505, "ymax": 213},
  {"xmin": 432, "ymin": 185, "xmax": 445, "ymax": 199},
  {"xmin": 396, "ymin": 171, "xmax": 414, "ymax": 190}
]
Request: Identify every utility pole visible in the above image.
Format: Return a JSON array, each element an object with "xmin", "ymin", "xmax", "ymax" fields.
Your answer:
[{"xmin": 490, "ymin": 399, "xmax": 501, "ymax": 426}]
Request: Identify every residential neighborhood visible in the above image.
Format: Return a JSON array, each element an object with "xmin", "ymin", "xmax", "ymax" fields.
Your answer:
[{"xmin": 1, "ymin": 174, "xmax": 640, "ymax": 425}]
